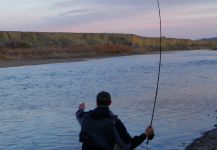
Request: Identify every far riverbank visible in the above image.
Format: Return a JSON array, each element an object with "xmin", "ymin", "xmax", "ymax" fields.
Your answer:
[{"xmin": 0, "ymin": 49, "xmax": 210, "ymax": 68}]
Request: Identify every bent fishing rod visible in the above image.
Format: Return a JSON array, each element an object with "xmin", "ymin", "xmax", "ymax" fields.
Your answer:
[{"xmin": 147, "ymin": 0, "xmax": 162, "ymax": 145}]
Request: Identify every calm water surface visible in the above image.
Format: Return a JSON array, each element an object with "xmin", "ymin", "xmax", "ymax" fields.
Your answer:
[{"xmin": 0, "ymin": 50, "xmax": 217, "ymax": 150}]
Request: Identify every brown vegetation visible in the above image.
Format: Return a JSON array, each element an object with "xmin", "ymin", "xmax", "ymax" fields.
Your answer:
[
  {"xmin": 0, "ymin": 45, "xmax": 133, "ymax": 60},
  {"xmin": 0, "ymin": 31, "xmax": 217, "ymax": 61}
]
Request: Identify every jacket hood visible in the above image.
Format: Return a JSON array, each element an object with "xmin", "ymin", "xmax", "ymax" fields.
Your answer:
[{"xmin": 90, "ymin": 106, "xmax": 117, "ymax": 120}]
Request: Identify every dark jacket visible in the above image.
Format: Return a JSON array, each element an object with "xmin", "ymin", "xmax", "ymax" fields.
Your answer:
[{"xmin": 76, "ymin": 106, "xmax": 146, "ymax": 150}]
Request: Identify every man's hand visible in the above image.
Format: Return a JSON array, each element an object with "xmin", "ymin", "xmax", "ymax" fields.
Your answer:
[
  {"xmin": 145, "ymin": 125, "xmax": 154, "ymax": 140},
  {"xmin": 79, "ymin": 103, "xmax": 85, "ymax": 110}
]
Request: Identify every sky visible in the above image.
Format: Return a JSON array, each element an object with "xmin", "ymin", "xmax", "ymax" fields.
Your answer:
[{"xmin": 0, "ymin": 0, "xmax": 217, "ymax": 39}]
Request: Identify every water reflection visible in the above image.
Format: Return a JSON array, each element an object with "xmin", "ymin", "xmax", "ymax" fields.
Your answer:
[{"xmin": 0, "ymin": 50, "xmax": 217, "ymax": 150}]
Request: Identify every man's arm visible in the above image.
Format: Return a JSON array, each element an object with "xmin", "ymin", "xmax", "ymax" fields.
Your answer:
[
  {"xmin": 130, "ymin": 126, "xmax": 154, "ymax": 149},
  {"xmin": 75, "ymin": 103, "xmax": 86, "ymax": 125},
  {"xmin": 130, "ymin": 133, "xmax": 147, "ymax": 149},
  {"xmin": 114, "ymin": 118, "xmax": 154, "ymax": 149}
]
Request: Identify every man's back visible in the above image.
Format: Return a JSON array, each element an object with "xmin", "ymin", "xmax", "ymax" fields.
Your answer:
[{"xmin": 80, "ymin": 113, "xmax": 116, "ymax": 150}]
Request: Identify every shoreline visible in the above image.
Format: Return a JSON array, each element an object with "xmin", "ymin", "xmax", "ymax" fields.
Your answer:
[
  {"xmin": 0, "ymin": 49, "xmax": 207, "ymax": 68},
  {"xmin": 185, "ymin": 127, "xmax": 217, "ymax": 150},
  {"xmin": 0, "ymin": 51, "xmax": 156, "ymax": 68},
  {"xmin": 0, "ymin": 58, "xmax": 87, "ymax": 68},
  {"xmin": 0, "ymin": 54, "xmax": 135, "ymax": 68}
]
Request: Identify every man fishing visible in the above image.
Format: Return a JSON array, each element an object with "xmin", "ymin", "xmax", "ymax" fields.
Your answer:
[{"xmin": 76, "ymin": 91, "xmax": 154, "ymax": 150}]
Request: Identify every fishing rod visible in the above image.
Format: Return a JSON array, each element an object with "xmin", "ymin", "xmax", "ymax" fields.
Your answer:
[{"xmin": 147, "ymin": 0, "xmax": 162, "ymax": 145}]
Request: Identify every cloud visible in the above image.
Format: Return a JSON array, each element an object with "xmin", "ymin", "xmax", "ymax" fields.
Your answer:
[
  {"xmin": 0, "ymin": 0, "xmax": 217, "ymax": 39},
  {"xmin": 33, "ymin": 0, "xmax": 217, "ymax": 39},
  {"xmin": 52, "ymin": 0, "xmax": 79, "ymax": 8},
  {"xmin": 59, "ymin": 8, "xmax": 93, "ymax": 16}
]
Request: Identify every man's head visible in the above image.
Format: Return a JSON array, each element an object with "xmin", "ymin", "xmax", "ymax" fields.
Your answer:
[{"xmin": 96, "ymin": 91, "xmax": 111, "ymax": 106}]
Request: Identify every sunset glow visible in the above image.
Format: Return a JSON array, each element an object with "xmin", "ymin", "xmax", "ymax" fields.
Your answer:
[{"xmin": 0, "ymin": 0, "xmax": 216, "ymax": 39}]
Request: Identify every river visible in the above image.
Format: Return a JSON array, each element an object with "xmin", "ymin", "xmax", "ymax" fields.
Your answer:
[{"xmin": 0, "ymin": 50, "xmax": 217, "ymax": 150}]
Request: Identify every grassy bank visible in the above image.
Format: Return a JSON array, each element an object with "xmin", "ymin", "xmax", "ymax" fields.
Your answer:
[{"xmin": 0, "ymin": 31, "xmax": 217, "ymax": 61}]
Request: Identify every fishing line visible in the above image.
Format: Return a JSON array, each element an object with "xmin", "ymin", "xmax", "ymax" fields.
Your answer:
[{"xmin": 147, "ymin": 0, "xmax": 162, "ymax": 144}]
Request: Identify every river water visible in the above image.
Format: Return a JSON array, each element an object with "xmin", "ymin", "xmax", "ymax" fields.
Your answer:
[{"xmin": 0, "ymin": 50, "xmax": 217, "ymax": 150}]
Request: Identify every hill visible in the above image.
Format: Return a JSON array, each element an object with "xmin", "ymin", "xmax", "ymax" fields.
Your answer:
[
  {"xmin": 0, "ymin": 31, "xmax": 217, "ymax": 60},
  {"xmin": 199, "ymin": 37, "xmax": 217, "ymax": 41}
]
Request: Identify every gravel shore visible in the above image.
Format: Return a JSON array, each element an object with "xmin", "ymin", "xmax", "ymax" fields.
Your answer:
[{"xmin": 185, "ymin": 127, "xmax": 217, "ymax": 150}]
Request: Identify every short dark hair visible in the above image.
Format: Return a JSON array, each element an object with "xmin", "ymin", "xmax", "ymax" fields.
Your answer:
[{"xmin": 96, "ymin": 91, "xmax": 111, "ymax": 106}]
